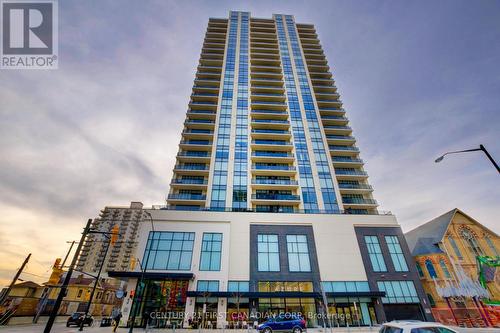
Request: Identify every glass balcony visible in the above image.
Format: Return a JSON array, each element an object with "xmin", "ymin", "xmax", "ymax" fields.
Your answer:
[
  {"xmin": 252, "ymin": 151, "xmax": 293, "ymax": 158},
  {"xmin": 174, "ymin": 165, "xmax": 209, "ymax": 170},
  {"xmin": 252, "ymin": 193, "xmax": 300, "ymax": 201},
  {"xmin": 329, "ymin": 145, "xmax": 359, "ymax": 151},
  {"xmin": 185, "ymin": 119, "xmax": 215, "ymax": 124},
  {"xmin": 338, "ymin": 183, "xmax": 373, "ymax": 190},
  {"xmin": 326, "ymin": 135, "xmax": 355, "ymax": 140},
  {"xmin": 171, "ymin": 179, "xmax": 208, "ymax": 185},
  {"xmin": 324, "ymin": 125, "xmax": 351, "ymax": 130},
  {"xmin": 332, "ymin": 157, "xmax": 364, "ymax": 164},
  {"xmin": 342, "ymin": 197, "xmax": 377, "ymax": 205},
  {"xmin": 252, "ymin": 179, "xmax": 298, "ymax": 185},
  {"xmin": 252, "ymin": 129, "xmax": 289, "ymax": 134},
  {"xmin": 252, "ymin": 119, "xmax": 288, "ymax": 124},
  {"xmin": 335, "ymin": 170, "xmax": 368, "ymax": 176},
  {"xmin": 180, "ymin": 140, "xmax": 211, "ymax": 145},
  {"xmin": 322, "ymin": 115, "xmax": 347, "ymax": 120},
  {"xmin": 168, "ymin": 194, "xmax": 207, "ymax": 200},
  {"xmin": 251, "ymin": 101, "xmax": 286, "ymax": 105},
  {"xmin": 253, "ymin": 164, "xmax": 295, "ymax": 171},
  {"xmin": 252, "ymin": 140, "xmax": 291, "ymax": 146}
]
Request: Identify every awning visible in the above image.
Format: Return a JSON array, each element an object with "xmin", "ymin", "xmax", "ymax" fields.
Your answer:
[{"xmin": 107, "ymin": 271, "xmax": 194, "ymax": 280}]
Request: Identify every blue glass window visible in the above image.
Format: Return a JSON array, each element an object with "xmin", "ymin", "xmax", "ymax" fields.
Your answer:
[
  {"xmin": 385, "ymin": 236, "xmax": 409, "ymax": 272},
  {"xmin": 425, "ymin": 259, "xmax": 438, "ymax": 278},
  {"xmin": 258, "ymin": 234, "xmax": 280, "ymax": 272},
  {"xmin": 143, "ymin": 231, "xmax": 194, "ymax": 270},
  {"xmin": 448, "ymin": 236, "xmax": 463, "ymax": 259},
  {"xmin": 286, "ymin": 235, "xmax": 311, "ymax": 272},
  {"xmin": 199, "ymin": 233, "xmax": 222, "ymax": 271},
  {"xmin": 322, "ymin": 281, "xmax": 369, "ymax": 293},
  {"xmin": 227, "ymin": 281, "xmax": 250, "ymax": 292},
  {"xmin": 365, "ymin": 236, "xmax": 387, "ymax": 272},
  {"xmin": 377, "ymin": 281, "xmax": 419, "ymax": 303},
  {"xmin": 439, "ymin": 259, "xmax": 451, "ymax": 278},
  {"xmin": 197, "ymin": 280, "xmax": 219, "ymax": 292}
]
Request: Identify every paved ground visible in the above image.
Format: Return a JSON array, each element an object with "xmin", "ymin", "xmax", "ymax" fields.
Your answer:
[{"xmin": 0, "ymin": 324, "xmax": 498, "ymax": 333}]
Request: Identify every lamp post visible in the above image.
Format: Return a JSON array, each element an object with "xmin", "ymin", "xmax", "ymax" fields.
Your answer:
[
  {"xmin": 435, "ymin": 144, "xmax": 499, "ymax": 174},
  {"xmin": 128, "ymin": 210, "xmax": 155, "ymax": 333}
]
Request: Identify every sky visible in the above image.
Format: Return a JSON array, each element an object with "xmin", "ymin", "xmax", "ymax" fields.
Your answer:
[{"xmin": 1, "ymin": 0, "xmax": 499, "ymax": 287}]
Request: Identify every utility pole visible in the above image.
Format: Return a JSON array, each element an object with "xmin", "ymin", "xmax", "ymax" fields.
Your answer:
[
  {"xmin": 0, "ymin": 253, "xmax": 31, "ymax": 305},
  {"xmin": 44, "ymin": 219, "xmax": 92, "ymax": 333}
]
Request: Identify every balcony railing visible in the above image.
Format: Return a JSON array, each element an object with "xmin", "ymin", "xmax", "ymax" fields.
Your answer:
[
  {"xmin": 330, "ymin": 145, "xmax": 359, "ymax": 151},
  {"xmin": 338, "ymin": 183, "xmax": 373, "ymax": 190},
  {"xmin": 252, "ymin": 179, "xmax": 298, "ymax": 185},
  {"xmin": 168, "ymin": 194, "xmax": 207, "ymax": 200},
  {"xmin": 253, "ymin": 140, "xmax": 291, "ymax": 146},
  {"xmin": 171, "ymin": 179, "xmax": 208, "ymax": 185},
  {"xmin": 180, "ymin": 140, "xmax": 211, "ymax": 145},
  {"xmin": 252, "ymin": 152, "xmax": 293, "ymax": 158},
  {"xmin": 252, "ymin": 119, "xmax": 289, "ymax": 124},
  {"xmin": 335, "ymin": 170, "xmax": 368, "ymax": 176},
  {"xmin": 332, "ymin": 157, "xmax": 364, "ymax": 163},
  {"xmin": 342, "ymin": 198, "xmax": 377, "ymax": 205},
  {"xmin": 324, "ymin": 125, "xmax": 351, "ymax": 130},
  {"xmin": 326, "ymin": 135, "xmax": 355, "ymax": 140},
  {"xmin": 251, "ymin": 93, "xmax": 284, "ymax": 97},
  {"xmin": 253, "ymin": 164, "xmax": 296, "ymax": 171},
  {"xmin": 251, "ymin": 110, "xmax": 287, "ymax": 114},
  {"xmin": 252, "ymin": 194, "xmax": 301, "ymax": 201},
  {"xmin": 252, "ymin": 101, "xmax": 286, "ymax": 105},
  {"xmin": 190, "ymin": 101, "xmax": 217, "ymax": 105},
  {"xmin": 174, "ymin": 165, "xmax": 209, "ymax": 170},
  {"xmin": 322, "ymin": 115, "xmax": 348, "ymax": 120},
  {"xmin": 185, "ymin": 119, "xmax": 215, "ymax": 124},
  {"xmin": 187, "ymin": 110, "xmax": 216, "ymax": 114},
  {"xmin": 252, "ymin": 129, "xmax": 289, "ymax": 134}
]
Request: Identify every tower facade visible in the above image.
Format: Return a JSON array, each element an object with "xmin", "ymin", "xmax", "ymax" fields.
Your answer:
[{"xmin": 168, "ymin": 12, "xmax": 376, "ymax": 214}]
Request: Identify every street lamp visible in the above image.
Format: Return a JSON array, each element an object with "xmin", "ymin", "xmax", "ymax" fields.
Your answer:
[
  {"xmin": 435, "ymin": 144, "xmax": 499, "ymax": 174},
  {"xmin": 128, "ymin": 210, "xmax": 155, "ymax": 333}
]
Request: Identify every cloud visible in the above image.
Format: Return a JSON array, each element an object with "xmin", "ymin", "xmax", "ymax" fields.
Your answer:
[{"xmin": 0, "ymin": 0, "xmax": 499, "ymax": 286}]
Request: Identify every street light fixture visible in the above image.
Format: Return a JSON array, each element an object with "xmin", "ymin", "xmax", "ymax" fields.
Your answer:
[
  {"xmin": 128, "ymin": 210, "xmax": 155, "ymax": 333},
  {"xmin": 435, "ymin": 144, "xmax": 499, "ymax": 174}
]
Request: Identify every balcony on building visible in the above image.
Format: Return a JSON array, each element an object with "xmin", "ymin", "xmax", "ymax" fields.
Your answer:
[
  {"xmin": 319, "ymin": 107, "xmax": 345, "ymax": 116},
  {"xmin": 329, "ymin": 144, "xmax": 360, "ymax": 156},
  {"xmin": 173, "ymin": 163, "xmax": 210, "ymax": 175},
  {"xmin": 331, "ymin": 156, "xmax": 364, "ymax": 167},
  {"xmin": 313, "ymin": 84, "xmax": 337, "ymax": 94},
  {"xmin": 167, "ymin": 193, "xmax": 207, "ymax": 205},
  {"xmin": 251, "ymin": 84, "xmax": 285, "ymax": 94},
  {"xmin": 342, "ymin": 196, "xmax": 378, "ymax": 209},
  {"xmin": 321, "ymin": 115, "xmax": 349, "ymax": 125},
  {"xmin": 179, "ymin": 139, "xmax": 213, "ymax": 151},
  {"xmin": 184, "ymin": 119, "xmax": 215, "ymax": 129},
  {"xmin": 177, "ymin": 151, "xmax": 211, "ymax": 162},
  {"xmin": 188, "ymin": 99, "xmax": 218, "ymax": 111},
  {"xmin": 252, "ymin": 177, "xmax": 299, "ymax": 190},
  {"xmin": 192, "ymin": 84, "xmax": 219, "ymax": 95},
  {"xmin": 251, "ymin": 128, "xmax": 291, "ymax": 140},
  {"xmin": 199, "ymin": 57, "xmax": 223, "ymax": 68},
  {"xmin": 316, "ymin": 98, "xmax": 342, "ymax": 109},
  {"xmin": 193, "ymin": 78, "xmax": 220, "ymax": 87},
  {"xmin": 325, "ymin": 135, "xmax": 356, "ymax": 144},
  {"xmin": 251, "ymin": 139, "xmax": 293, "ymax": 152},
  {"xmin": 182, "ymin": 129, "xmax": 214, "ymax": 140},
  {"xmin": 335, "ymin": 168, "xmax": 369, "ymax": 180},
  {"xmin": 250, "ymin": 76, "xmax": 284, "ymax": 87},
  {"xmin": 251, "ymin": 151, "xmax": 295, "ymax": 163},
  {"xmin": 251, "ymin": 53, "xmax": 281, "ymax": 67},
  {"xmin": 251, "ymin": 191, "xmax": 301, "ymax": 205},
  {"xmin": 251, "ymin": 118, "xmax": 289, "ymax": 130},
  {"xmin": 251, "ymin": 163, "xmax": 296, "ymax": 176},
  {"xmin": 338, "ymin": 182, "xmax": 373, "ymax": 194}
]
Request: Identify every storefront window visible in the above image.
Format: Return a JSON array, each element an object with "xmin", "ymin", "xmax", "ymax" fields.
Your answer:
[
  {"xmin": 257, "ymin": 281, "xmax": 313, "ymax": 292},
  {"xmin": 377, "ymin": 281, "xmax": 419, "ymax": 303}
]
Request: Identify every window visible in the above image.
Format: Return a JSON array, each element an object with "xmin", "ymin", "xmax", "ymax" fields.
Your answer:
[
  {"xmin": 258, "ymin": 281, "xmax": 312, "ymax": 292},
  {"xmin": 439, "ymin": 259, "xmax": 451, "ymax": 278},
  {"xmin": 385, "ymin": 236, "xmax": 409, "ymax": 272},
  {"xmin": 460, "ymin": 228, "xmax": 484, "ymax": 257},
  {"xmin": 286, "ymin": 235, "xmax": 311, "ymax": 272},
  {"xmin": 200, "ymin": 233, "xmax": 222, "ymax": 271},
  {"xmin": 143, "ymin": 232, "xmax": 195, "ymax": 270},
  {"xmin": 227, "ymin": 281, "xmax": 249, "ymax": 293},
  {"xmin": 257, "ymin": 234, "xmax": 280, "ymax": 272},
  {"xmin": 197, "ymin": 280, "xmax": 219, "ymax": 292},
  {"xmin": 485, "ymin": 236, "xmax": 498, "ymax": 257},
  {"xmin": 365, "ymin": 236, "xmax": 387, "ymax": 272},
  {"xmin": 322, "ymin": 281, "xmax": 370, "ymax": 293},
  {"xmin": 447, "ymin": 236, "xmax": 462, "ymax": 259},
  {"xmin": 425, "ymin": 259, "xmax": 438, "ymax": 278},
  {"xmin": 416, "ymin": 263, "xmax": 424, "ymax": 278},
  {"xmin": 427, "ymin": 293, "xmax": 436, "ymax": 307},
  {"xmin": 377, "ymin": 281, "xmax": 419, "ymax": 303}
]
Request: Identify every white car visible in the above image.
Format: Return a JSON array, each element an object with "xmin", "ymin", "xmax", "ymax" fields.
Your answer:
[{"xmin": 379, "ymin": 321, "xmax": 459, "ymax": 333}]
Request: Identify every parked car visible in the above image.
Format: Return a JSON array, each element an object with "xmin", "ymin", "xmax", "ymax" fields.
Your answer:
[
  {"xmin": 66, "ymin": 312, "xmax": 93, "ymax": 327},
  {"xmin": 257, "ymin": 314, "xmax": 306, "ymax": 333},
  {"xmin": 379, "ymin": 321, "xmax": 459, "ymax": 333}
]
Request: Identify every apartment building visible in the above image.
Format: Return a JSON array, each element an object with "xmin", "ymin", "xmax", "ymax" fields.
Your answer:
[{"xmin": 104, "ymin": 12, "xmax": 434, "ymax": 328}]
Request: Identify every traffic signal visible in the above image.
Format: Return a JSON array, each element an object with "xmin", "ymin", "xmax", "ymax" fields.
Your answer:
[{"xmin": 110, "ymin": 225, "xmax": 119, "ymax": 245}]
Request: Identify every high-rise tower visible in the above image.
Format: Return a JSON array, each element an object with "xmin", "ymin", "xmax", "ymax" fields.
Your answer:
[
  {"xmin": 104, "ymin": 12, "xmax": 434, "ymax": 327},
  {"xmin": 168, "ymin": 12, "xmax": 377, "ymax": 214}
]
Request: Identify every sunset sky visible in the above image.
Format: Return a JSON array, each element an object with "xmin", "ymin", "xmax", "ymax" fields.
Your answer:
[{"xmin": 1, "ymin": 0, "xmax": 499, "ymax": 288}]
